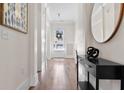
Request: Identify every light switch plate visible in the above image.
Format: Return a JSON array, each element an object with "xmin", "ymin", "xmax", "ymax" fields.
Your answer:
[
  {"xmin": 1, "ymin": 30, "xmax": 8, "ymax": 40},
  {"xmin": 0, "ymin": 30, "xmax": 1, "ymax": 39}
]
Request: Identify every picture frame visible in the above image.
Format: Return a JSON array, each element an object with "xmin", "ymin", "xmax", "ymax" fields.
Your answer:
[{"xmin": 0, "ymin": 3, "xmax": 28, "ymax": 33}]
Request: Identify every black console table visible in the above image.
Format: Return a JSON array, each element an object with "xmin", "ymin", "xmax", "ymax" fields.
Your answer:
[{"xmin": 77, "ymin": 55, "xmax": 124, "ymax": 90}]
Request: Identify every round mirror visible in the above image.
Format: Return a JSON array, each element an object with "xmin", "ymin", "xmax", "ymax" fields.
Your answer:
[{"xmin": 91, "ymin": 4, "xmax": 124, "ymax": 43}]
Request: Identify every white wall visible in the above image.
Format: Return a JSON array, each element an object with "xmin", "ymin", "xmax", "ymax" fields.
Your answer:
[
  {"xmin": 41, "ymin": 4, "xmax": 48, "ymax": 74},
  {"xmin": 75, "ymin": 4, "xmax": 86, "ymax": 55},
  {"xmin": 0, "ymin": 4, "xmax": 41, "ymax": 89},
  {"xmin": 0, "ymin": 26, "xmax": 30, "ymax": 89},
  {"xmin": 85, "ymin": 3, "xmax": 124, "ymax": 90},
  {"xmin": 37, "ymin": 4, "xmax": 42, "ymax": 72},
  {"xmin": 45, "ymin": 6, "xmax": 49, "ymax": 61},
  {"xmin": 29, "ymin": 4, "xmax": 42, "ymax": 87},
  {"xmin": 46, "ymin": 17, "xmax": 51, "ymax": 60},
  {"xmin": 50, "ymin": 21, "xmax": 75, "ymax": 58}
]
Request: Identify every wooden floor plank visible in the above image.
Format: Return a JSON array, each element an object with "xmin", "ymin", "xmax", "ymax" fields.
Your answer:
[{"xmin": 31, "ymin": 58, "xmax": 77, "ymax": 90}]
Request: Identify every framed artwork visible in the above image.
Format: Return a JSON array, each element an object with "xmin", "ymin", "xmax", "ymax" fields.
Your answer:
[
  {"xmin": 0, "ymin": 3, "xmax": 28, "ymax": 33},
  {"xmin": 53, "ymin": 28, "xmax": 64, "ymax": 50}
]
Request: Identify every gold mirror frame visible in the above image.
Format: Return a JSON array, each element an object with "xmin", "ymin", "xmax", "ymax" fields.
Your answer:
[{"xmin": 91, "ymin": 4, "xmax": 124, "ymax": 43}]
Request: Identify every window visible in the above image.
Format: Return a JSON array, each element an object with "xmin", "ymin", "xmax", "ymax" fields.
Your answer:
[{"xmin": 53, "ymin": 28, "xmax": 64, "ymax": 50}]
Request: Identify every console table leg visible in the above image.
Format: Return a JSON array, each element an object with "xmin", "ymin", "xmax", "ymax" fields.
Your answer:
[
  {"xmin": 87, "ymin": 72, "xmax": 89, "ymax": 83},
  {"xmin": 96, "ymin": 78, "xmax": 99, "ymax": 90},
  {"xmin": 121, "ymin": 79, "xmax": 124, "ymax": 90}
]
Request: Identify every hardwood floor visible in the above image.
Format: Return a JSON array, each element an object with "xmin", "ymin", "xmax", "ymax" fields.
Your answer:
[{"xmin": 31, "ymin": 58, "xmax": 77, "ymax": 90}]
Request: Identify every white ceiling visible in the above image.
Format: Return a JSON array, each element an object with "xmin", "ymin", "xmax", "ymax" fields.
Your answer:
[{"xmin": 47, "ymin": 3, "xmax": 79, "ymax": 22}]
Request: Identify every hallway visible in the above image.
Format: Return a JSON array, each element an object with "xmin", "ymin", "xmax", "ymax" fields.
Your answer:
[
  {"xmin": 32, "ymin": 58, "xmax": 77, "ymax": 90},
  {"xmin": 0, "ymin": 3, "xmax": 123, "ymax": 90}
]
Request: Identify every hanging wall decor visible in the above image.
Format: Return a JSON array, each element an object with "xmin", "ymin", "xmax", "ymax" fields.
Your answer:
[
  {"xmin": 91, "ymin": 3, "xmax": 124, "ymax": 43},
  {"xmin": 53, "ymin": 28, "xmax": 64, "ymax": 50},
  {"xmin": 0, "ymin": 3, "xmax": 28, "ymax": 33}
]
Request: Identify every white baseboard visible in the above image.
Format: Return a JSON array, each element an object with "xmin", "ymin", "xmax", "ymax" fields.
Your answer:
[
  {"xmin": 30, "ymin": 74, "xmax": 39, "ymax": 87},
  {"xmin": 16, "ymin": 79, "xmax": 30, "ymax": 90}
]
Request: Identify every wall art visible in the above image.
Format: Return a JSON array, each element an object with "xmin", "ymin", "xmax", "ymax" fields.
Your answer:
[{"xmin": 0, "ymin": 3, "xmax": 28, "ymax": 33}]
